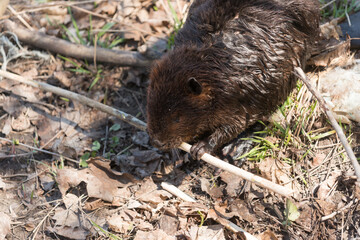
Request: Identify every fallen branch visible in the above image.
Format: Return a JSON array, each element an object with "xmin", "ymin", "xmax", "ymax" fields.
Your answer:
[
  {"xmin": 0, "ymin": 70, "xmax": 147, "ymax": 132},
  {"xmin": 295, "ymin": 67, "xmax": 360, "ymax": 182},
  {"xmin": 3, "ymin": 20, "xmax": 151, "ymax": 67},
  {"xmin": 0, "ymin": 70, "xmax": 295, "ymax": 198}
]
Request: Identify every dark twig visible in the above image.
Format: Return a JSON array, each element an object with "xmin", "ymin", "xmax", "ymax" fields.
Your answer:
[
  {"xmin": 3, "ymin": 20, "xmax": 151, "ymax": 67},
  {"xmin": 295, "ymin": 67, "xmax": 360, "ymax": 182}
]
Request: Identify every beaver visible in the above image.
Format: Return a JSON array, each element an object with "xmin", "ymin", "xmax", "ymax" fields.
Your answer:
[{"xmin": 147, "ymin": 0, "xmax": 319, "ymax": 160}]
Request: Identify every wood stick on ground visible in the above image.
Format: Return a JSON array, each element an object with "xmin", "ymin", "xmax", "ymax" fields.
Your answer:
[
  {"xmin": 7, "ymin": 5, "xmax": 34, "ymax": 30},
  {"xmin": 3, "ymin": 20, "xmax": 151, "ymax": 67},
  {"xmin": 295, "ymin": 67, "xmax": 360, "ymax": 182},
  {"xmin": 0, "ymin": 70, "xmax": 294, "ymax": 198},
  {"xmin": 179, "ymin": 142, "xmax": 294, "ymax": 198},
  {"xmin": 161, "ymin": 182, "xmax": 196, "ymax": 202},
  {"xmin": 0, "ymin": 70, "xmax": 147, "ymax": 132}
]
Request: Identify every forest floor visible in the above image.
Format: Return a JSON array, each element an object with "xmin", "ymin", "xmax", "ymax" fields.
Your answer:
[{"xmin": 0, "ymin": 0, "xmax": 359, "ymax": 239}]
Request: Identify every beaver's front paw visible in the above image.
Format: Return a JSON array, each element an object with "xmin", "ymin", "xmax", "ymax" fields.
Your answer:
[{"xmin": 190, "ymin": 140, "xmax": 214, "ymax": 160}]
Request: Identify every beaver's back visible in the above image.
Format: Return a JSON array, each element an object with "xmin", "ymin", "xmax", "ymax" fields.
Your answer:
[{"xmin": 147, "ymin": 0, "xmax": 319, "ymax": 156}]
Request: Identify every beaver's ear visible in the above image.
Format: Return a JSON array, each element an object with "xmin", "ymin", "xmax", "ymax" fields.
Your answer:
[{"xmin": 187, "ymin": 77, "xmax": 202, "ymax": 95}]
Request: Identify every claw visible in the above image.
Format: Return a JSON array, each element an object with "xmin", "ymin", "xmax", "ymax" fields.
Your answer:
[{"xmin": 190, "ymin": 140, "xmax": 212, "ymax": 160}]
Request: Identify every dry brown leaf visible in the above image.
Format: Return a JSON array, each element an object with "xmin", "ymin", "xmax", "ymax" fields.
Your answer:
[
  {"xmin": 1, "ymin": 96, "xmax": 23, "ymax": 117},
  {"xmin": 158, "ymin": 214, "xmax": 179, "ymax": 235},
  {"xmin": 47, "ymin": 226, "xmax": 89, "ymax": 240},
  {"xmin": 135, "ymin": 177, "xmax": 172, "ymax": 204},
  {"xmin": 52, "ymin": 207, "xmax": 79, "ymax": 227},
  {"xmin": 110, "ymin": 209, "xmax": 154, "ymax": 232},
  {"xmin": 258, "ymin": 157, "xmax": 295, "ymax": 190},
  {"xmin": 11, "ymin": 84, "xmax": 39, "ymax": 102},
  {"xmin": 22, "ymin": 68, "xmax": 38, "ymax": 79},
  {"xmin": 228, "ymin": 200, "xmax": 257, "ymax": 222},
  {"xmin": 54, "ymin": 71, "xmax": 72, "ymax": 87},
  {"xmin": 186, "ymin": 225, "xmax": 225, "ymax": 240},
  {"xmin": 219, "ymin": 171, "xmax": 243, "ymax": 197},
  {"xmin": 137, "ymin": 221, "xmax": 154, "ymax": 231},
  {"xmin": 316, "ymin": 199, "xmax": 337, "ymax": 216},
  {"xmin": 178, "ymin": 202, "xmax": 208, "ymax": 216},
  {"xmin": 52, "ymin": 193, "xmax": 82, "ymax": 228},
  {"xmin": 134, "ymin": 229, "xmax": 176, "ymax": 240},
  {"xmin": 40, "ymin": 15, "xmax": 69, "ymax": 27},
  {"xmin": 200, "ymin": 177, "xmax": 225, "ymax": 199},
  {"xmin": 257, "ymin": 229, "xmax": 279, "ymax": 240},
  {"xmin": 0, "ymin": 212, "xmax": 11, "ymax": 239},
  {"xmin": 96, "ymin": 1, "xmax": 118, "ymax": 15},
  {"xmin": 50, "ymin": 193, "xmax": 94, "ymax": 239},
  {"xmin": 296, "ymin": 204, "xmax": 314, "ymax": 231},
  {"xmin": 137, "ymin": 9, "xmax": 149, "ymax": 22},
  {"xmin": 116, "ymin": 149, "xmax": 164, "ymax": 178},
  {"xmin": 355, "ymin": 182, "xmax": 360, "ymax": 199},
  {"xmin": 83, "ymin": 199, "xmax": 107, "ymax": 211},
  {"xmin": 63, "ymin": 193, "xmax": 80, "ymax": 211},
  {"xmin": 56, "ymin": 158, "xmax": 135, "ymax": 205},
  {"xmin": 1, "ymin": 117, "xmax": 11, "ymax": 135},
  {"xmin": 0, "ymin": 178, "xmax": 6, "ymax": 190},
  {"xmin": 107, "ymin": 214, "xmax": 134, "ymax": 234},
  {"xmin": 11, "ymin": 113, "xmax": 31, "ymax": 131},
  {"xmin": 312, "ymin": 153, "xmax": 326, "ymax": 167},
  {"xmin": 317, "ymin": 171, "xmax": 341, "ymax": 200},
  {"xmin": 39, "ymin": 174, "xmax": 55, "ymax": 191},
  {"xmin": 24, "ymin": 223, "xmax": 35, "ymax": 232}
]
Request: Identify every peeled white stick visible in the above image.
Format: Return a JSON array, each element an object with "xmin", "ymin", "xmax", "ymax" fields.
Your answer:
[
  {"xmin": 161, "ymin": 182, "xmax": 196, "ymax": 202},
  {"xmin": 179, "ymin": 142, "xmax": 295, "ymax": 198}
]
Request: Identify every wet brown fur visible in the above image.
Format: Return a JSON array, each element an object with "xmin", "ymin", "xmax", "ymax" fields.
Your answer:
[{"xmin": 147, "ymin": 0, "xmax": 319, "ymax": 155}]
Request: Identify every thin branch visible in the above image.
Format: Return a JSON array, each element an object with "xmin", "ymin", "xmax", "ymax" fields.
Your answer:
[
  {"xmin": 0, "ymin": 70, "xmax": 294, "ymax": 198},
  {"xmin": 295, "ymin": 67, "xmax": 360, "ymax": 182},
  {"xmin": 0, "ymin": 70, "xmax": 147, "ymax": 131},
  {"xmin": 7, "ymin": 5, "xmax": 34, "ymax": 30},
  {"xmin": 3, "ymin": 20, "xmax": 151, "ymax": 67},
  {"xmin": 0, "ymin": 137, "xmax": 79, "ymax": 164}
]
